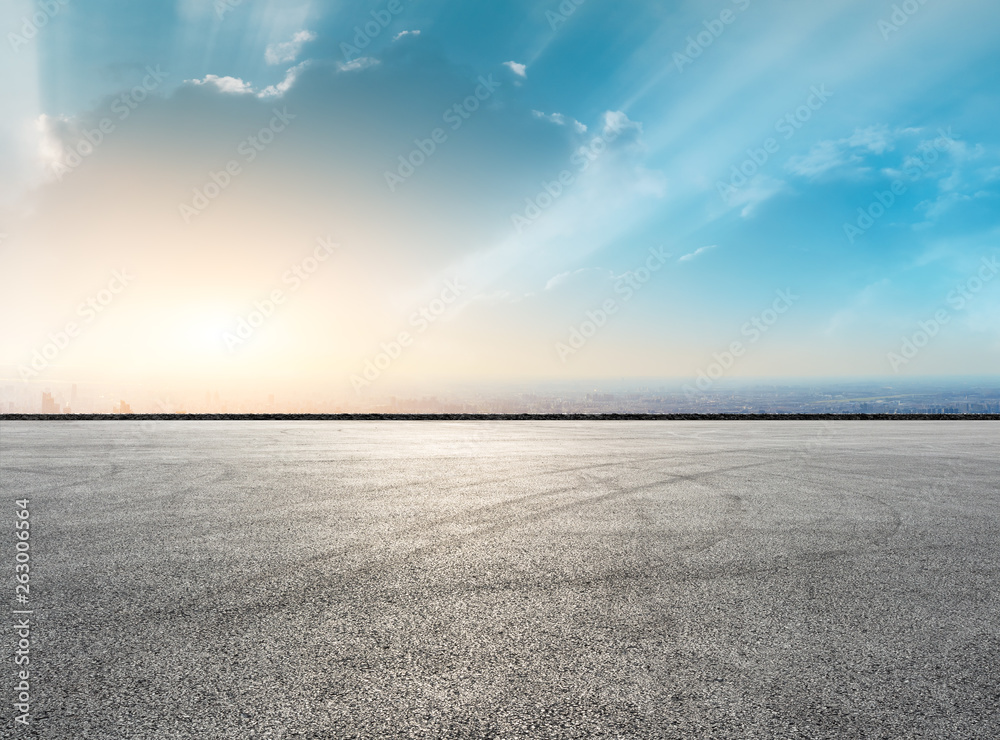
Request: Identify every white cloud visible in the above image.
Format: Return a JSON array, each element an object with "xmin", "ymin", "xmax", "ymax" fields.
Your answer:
[
  {"xmin": 533, "ymin": 110, "xmax": 565, "ymax": 125},
  {"xmin": 336, "ymin": 57, "xmax": 380, "ymax": 73},
  {"xmin": 258, "ymin": 62, "xmax": 309, "ymax": 99},
  {"xmin": 187, "ymin": 75, "xmax": 254, "ymax": 94},
  {"xmin": 532, "ymin": 110, "xmax": 587, "ymax": 133},
  {"xmin": 393, "ymin": 30, "xmax": 420, "ymax": 41},
  {"xmin": 265, "ymin": 30, "xmax": 316, "ymax": 66},
  {"xmin": 503, "ymin": 61, "xmax": 527, "ymax": 78},
  {"xmin": 678, "ymin": 245, "xmax": 717, "ymax": 262},
  {"xmin": 602, "ymin": 110, "xmax": 642, "ymax": 141},
  {"xmin": 337, "ymin": 57, "xmax": 379, "ymax": 72}
]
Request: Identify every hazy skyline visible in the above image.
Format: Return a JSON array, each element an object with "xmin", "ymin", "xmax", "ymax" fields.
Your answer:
[{"xmin": 2, "ymin": 0, "xmax": 999, "ymax": 400}]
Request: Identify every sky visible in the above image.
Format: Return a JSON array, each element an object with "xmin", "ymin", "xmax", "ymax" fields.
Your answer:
[{"xmin": 1, "ymin": 0, "xmax": 999, "ymax": 401}]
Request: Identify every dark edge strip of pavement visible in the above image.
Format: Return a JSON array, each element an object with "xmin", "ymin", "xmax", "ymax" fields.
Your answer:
[{"xmin": 1, "ymin": 414, "xmax": 999, "ymax": 421}]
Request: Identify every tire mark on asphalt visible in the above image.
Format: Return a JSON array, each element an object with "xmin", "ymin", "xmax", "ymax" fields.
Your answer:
[
  {"xmin": 750, "ymin": 464, "xmax": 905, "ymax": 548},
  {"xmin": 0, "ymin": 465, "xmax": 74, "ymax": 477},
  {"xmin": 370, "ymin": 456, "xmax": 776, "ymax": 557},
  {"xmin": 73, "ymin": 448, "xmax": 901, "ymax": 628},
  {"xmin": 383, "ymin": 446, "xmax": 777, "ymax": 503},
  {"xmin": 10, "ymin": 464, "xmax": 124, "ymax": 495},
  {"xmin": 196, "ymin": 459, "xmax": 783, "ymax": 619}
]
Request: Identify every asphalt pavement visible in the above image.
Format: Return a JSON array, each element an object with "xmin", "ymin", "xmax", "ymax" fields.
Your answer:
[{"xmin": 1, "ymin": 421, "xmax": 998, "ymax": 739}]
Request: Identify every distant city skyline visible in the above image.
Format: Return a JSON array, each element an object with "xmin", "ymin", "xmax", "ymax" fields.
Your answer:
[{"xmin": 6, "ymin": 377, "xmax": 1000, "ymax": 417}]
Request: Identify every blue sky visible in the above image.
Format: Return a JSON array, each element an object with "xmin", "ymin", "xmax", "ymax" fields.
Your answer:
[{"xmin": 1, "ymin": 0, "xmax": 998, "ymax": 394}]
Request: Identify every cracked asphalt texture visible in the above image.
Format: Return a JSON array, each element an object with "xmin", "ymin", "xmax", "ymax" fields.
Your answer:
[{"xmin": 2, "ymin": 421, "xmax": 999, "ymax": 739}]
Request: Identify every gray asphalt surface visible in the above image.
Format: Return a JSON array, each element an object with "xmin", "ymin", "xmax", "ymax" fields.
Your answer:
[{"xmin": 1, "ymin": 421, "xmax": 999, "ymax": 739}]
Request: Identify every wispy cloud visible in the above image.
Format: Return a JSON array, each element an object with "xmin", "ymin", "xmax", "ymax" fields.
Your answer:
[
  {"xmin": 336, "ymin": 57, "xmax": 379, "ymax": 73},
  {"xmin": 544, "ymin": 268, "xmax": 601, "ymax": 290},
  {"xmin": 532, "ymin": 110, "xmax": 587, "ymax": 133},
  {"xmin": 786, "ymin": 139, "xmax": 864, "ymax": 178},
  {"xmin": 846, "ymin": 125, "xmax": 896, "ymax": 155},
  {"xmin": 678, "ymin": 245, "xmax": 717, "ymax": 262},
  {"xmin": 727, "ymin": 176, "xmax": 784, "ymax": 217},
  {"xmin": 787, "ymin": 125, "xmax": 900, "ymax": 179},
  {"xmin": 258, "ymin": 61, "xmax": 310, "ymax": 98},
  {"xmin": 265, "ymin": 30, "xmax": 316, "ymax": 66}
]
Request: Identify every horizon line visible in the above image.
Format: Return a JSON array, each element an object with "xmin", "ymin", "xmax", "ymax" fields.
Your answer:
[{"xmin": 4, "ymin": 413, "xmax": 1000, "ymax": 422}]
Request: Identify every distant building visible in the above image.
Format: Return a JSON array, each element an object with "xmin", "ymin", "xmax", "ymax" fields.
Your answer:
[
  {"xmin": 41, "ymin": 391, "xmax": 59, "ymax": 414},
  {"xmin": 113, "ymin": 400, "xmax": 132, "ymax": 414}
]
